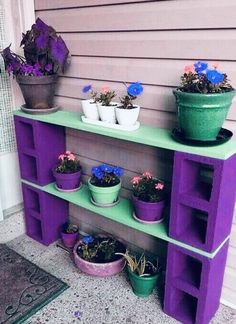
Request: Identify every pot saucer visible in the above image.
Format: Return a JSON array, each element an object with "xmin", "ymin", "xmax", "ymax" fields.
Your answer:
[
  {"xmin": 171, "ymin": 128, "xmax": 233, "ymax": 147},
  {"xmin": 55, "ymin": 183, "xmax": 82, "ymax": 192},
  {"xmin": 132, "ymin": 212, "xmax": 164, "ymax": 224},
  {"xmin": 21, "ymin": 104, "xmax": 60, "ymax": 114},
  {"xmin": 90, "ymin": 197, "xmax": 120, "ymax": 208}
]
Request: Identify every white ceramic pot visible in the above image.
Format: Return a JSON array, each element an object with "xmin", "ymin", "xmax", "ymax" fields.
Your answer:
[
  {"xmin": 81, "ymin": 99, "xmax": 99, "ymax": 120},
  {"xmin": 97, "ymin": 102, "xmax": 118, "ymax": 124},
  {"xmin": 115, "ymin": 105, "xmax": 140, "ymax": 126}
]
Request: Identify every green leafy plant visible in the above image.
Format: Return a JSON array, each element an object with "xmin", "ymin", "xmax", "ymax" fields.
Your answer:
[
  {"xmin": 77, "ymin": 236, "xmax": 126, "ymax": 263},
  {"xmin": 131, "ymin": 171, "xmax": 165, "ymax": 203},
  {"xmin": 98, "ymin": 86, "xmax": 116, "ymax": 106},
  {"xmin": 178, "ymin": 61, "xmax": 234, "ymax": 94},
  {"xmin": 117, "ymin": 250, "xmax": 159, "ymax": 276},
  {"xmin": 55, "ymin": 151, "xmax": 81, "ymax": 174},
  {"xmin": 62, "ymin": 223, "xmax": 78, "ymax": 234}
]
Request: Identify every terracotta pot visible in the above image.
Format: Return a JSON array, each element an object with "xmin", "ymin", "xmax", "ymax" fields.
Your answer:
[
  {"xmin": 16, "ymin": 74, "xmax": 58, "ymax": 109},
  {"xmin": 73, "ymin": 238, "xmax": 126, "ymax": 277}
]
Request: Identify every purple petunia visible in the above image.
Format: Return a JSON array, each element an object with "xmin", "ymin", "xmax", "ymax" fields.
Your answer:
[
  {"xmin": 206, "ymin": 70, "xmax": 225, "ymax": 84},
  {"xmin": 44, "ymin": 63, "xmax": 53, "ymax": 72},
  {"xmin": 50, "ymin": 36, "xmax": 69, "ymax": 66},
  {"xmin": 82, "ymin": 84, "xmax": 92, "ymax": 93},
  {"xmin": 127, "ymin": 82, "xmax": 143, "ymax": 97}
]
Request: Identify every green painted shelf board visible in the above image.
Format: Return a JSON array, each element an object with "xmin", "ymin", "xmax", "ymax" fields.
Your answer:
[
  {"xmin": 21, "ymin": 179, "xmax": 228, "ymax": 258},
  {"xmin": 14, "ymin": 110, "xmax": 236, "ymax": 160}
]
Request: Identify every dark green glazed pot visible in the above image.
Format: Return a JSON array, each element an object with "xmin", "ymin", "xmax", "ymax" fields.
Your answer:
[
  {"xmin": 127, "ymin": 267, "xmax": 159, "ymax": 298},
  {"xmin": 173, "ymin": 90, "xmax": 236, "ymax": 141}
]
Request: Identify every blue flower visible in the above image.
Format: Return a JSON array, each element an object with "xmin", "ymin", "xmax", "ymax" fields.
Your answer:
[
  {"xmin": 100, "ymin": 164, "xmax": 113, "ymax": 173},
  {"xmin": 113, "ymin": 166, "xmax": 124, "ymax": 177},
  {"xmin": 194, "ymin": 61, "xmax": 208, "ymax": 74},
  {"xmin": 82, "ymin": 84, "xmax": 92, "ymax": 93},
  {"xmin": 82, "ymin": 236, "xmax": 94, "ymax": 244},
  {"xmin": 92, "ymin": 166, "xmax": 104, "ymax": 179},
  {"xmin": 127, "ymin": 82, "xmax": 143, "ymax": 97},
  {"xmin": 206, "ymin": 70, "xmax": 224, "ymax": 84}
]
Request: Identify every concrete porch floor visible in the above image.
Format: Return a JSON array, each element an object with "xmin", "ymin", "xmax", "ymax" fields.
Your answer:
[{"xmin": 1, "ymin": 212, "xmax": 236, "ymax": 324}]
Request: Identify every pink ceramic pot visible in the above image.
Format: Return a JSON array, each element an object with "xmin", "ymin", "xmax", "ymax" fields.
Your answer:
[
  {"xmin": 73, "ymin": 239, "xmax": 126, "ymax": 277},
  {"xmin": 61, "ymin": 231, "xmax": 78, "ymax": 248}
]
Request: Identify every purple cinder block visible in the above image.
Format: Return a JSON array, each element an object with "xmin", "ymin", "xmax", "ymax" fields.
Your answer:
[
  {"xmin": 14, "ymin": 116, "xmax": 65, "ymax": 186},
  {"xmin": 169, "ymin": 152, "xmax": 236, "ymax": 252},
  {"xmin": 22, "ymin": 183, "xmax": 68, "ymax": 245},
  {"xmin": 164, "ymin": 241, "xmax": 229, "ymax": 324}
]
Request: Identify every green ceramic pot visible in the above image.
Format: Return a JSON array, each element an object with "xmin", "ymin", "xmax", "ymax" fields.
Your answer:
[
  {"xmin": 127, "ymin": 267, "xmax": 159, "ymax": 298},
  {"xmin": 88, "ymin": 178, "xmax": 121, "ymax": 205},
  {"xmin": 173, "ymin": 90, "xmax": 236, "ymax": 141}
]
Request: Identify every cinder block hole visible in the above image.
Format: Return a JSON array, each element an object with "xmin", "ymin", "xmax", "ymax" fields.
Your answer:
[
  {"xmin": 20, "ymin": 154, "xmax": 38, "ymax": 182},
  {"xmin": 17, "ymin": 121, "xmax": 35, "ymax": 149}
]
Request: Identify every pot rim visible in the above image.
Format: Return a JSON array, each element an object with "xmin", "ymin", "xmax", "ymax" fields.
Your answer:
[
  {"xmin": 132, "ymin": 194, "xmax": 165, "ymax": 205},
  {"xmin": 73, "ymin": 239, "xmax": 126, "ymax": 266},
  {"xmin": 173, "ymin": 88, "xmax": 236, "ymax": 97},
  {"xmin": 88, "ymin": 177, "xmax": 121, "ymax": 190},
  {"xmin": 16, "ymin": 74, "xmax": 58, "ymax": 84},
  {"xmin": 116, "ymin": 104, "xmax": 140, "ymax": 110}
]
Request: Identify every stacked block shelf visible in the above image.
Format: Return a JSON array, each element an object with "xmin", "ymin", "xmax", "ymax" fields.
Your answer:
[{"xmin": 14, "ymin": 110, "xmax": 236, "ymax": 324}]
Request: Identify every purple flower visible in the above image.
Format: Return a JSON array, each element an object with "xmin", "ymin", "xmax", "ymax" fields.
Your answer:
[
  {"xmin": 82, "ymin": 85, "xmax": 92, "ymax": 93},
  {"xmin": 82, "ymin": 236, "xmax": 94, "ymax": 244},
  {"xmin": 45, "ymin": 63, "xmax": 53, "ymax": 72},
  {"xmin": 50, "ymin": 36, "xmax": 69, "ymax": 67},
  {"xmin": 127, "ymin": 82, "xmax": 143, "ymax": 97},
  {"xmin": 20, "ymin": 64, "xmax": 34, "ymax": 75},
  {"xmin": 206, "ymin": 70, "xmax": 224, "ymax": 84},
  {"xmin": 113, "ymin": 166, "xmax": 124, "ymax": 178},
  {"xmin": 194, "ymin": 61, "xmax": 208, "ymax": 74}
]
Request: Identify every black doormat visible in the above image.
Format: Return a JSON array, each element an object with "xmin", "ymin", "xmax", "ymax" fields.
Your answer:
[{"xmin": 0, "ymin": 244, "xmax": 69, "ymax": 324}]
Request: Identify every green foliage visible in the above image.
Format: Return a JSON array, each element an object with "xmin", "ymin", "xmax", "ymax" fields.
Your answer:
[{"xmin": 98, "ymin": 90, "xmax": 116, "ymax": 106}]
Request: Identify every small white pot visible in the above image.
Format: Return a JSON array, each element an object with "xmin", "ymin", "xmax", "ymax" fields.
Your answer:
[
  {"xmin": 115, "ymin": 105, "xmax": 140, "ymax": 126},
  {"xmin": 81, "ymin": 99, "xmax": 99, "ymax": 120},
  {"xmin": 97, "ymin": 102, "xmax": 118, "ymax": 124}
]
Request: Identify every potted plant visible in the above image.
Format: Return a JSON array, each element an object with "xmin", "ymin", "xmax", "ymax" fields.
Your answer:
[
  {"xmin": 0, "ymin": 18, "xmax": 69, "ymax": 111},
  {"xmin": 53, "ymin": 151, "xmax": 82, "ymax": 191},
  {"xmin": 174, "ymin": 61, "xmax": 235, "ymax": 141},
  {"xmin": 116, "ymin": 82, "xmax": 143, "ymax": 126},
  {"xmin": 97, "ymin": 86, "xmax": 117, "ymax": 123},
  {"xmin": 117, "ymin": 250, "xmax": 160, "ymax": 297},
  {"xmin": 81, "ymin": 84, "xmax": 99, "ymax": 120},
  {"xmin": 88, "ymin": 164, "xmax": 123, "ymax": 206},
  {"xmin": 73, "ymin": 235, "xmax": 126, "ymax": 276},
  {"xmin": 131, "ymin": 171, "xmax": 166, "ymax": 223},
  {"xmin": 61, "ymin": 222, "xmax": 79, "ymax": 248}
]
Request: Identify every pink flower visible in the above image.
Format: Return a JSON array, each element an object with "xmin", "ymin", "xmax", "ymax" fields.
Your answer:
[
  {"xmin": 65, "ymin": 150, "xmax": 72, "ymax": 155},
  {"xmin": 155, "ymin": 183, "xmax": 164, "ymax": 190},
  {"xmin": 67, "ymin": 154, "xmax": 76, "ymax": 161},
  {"xmin": 184, "ymin": 65, "xmax": 194, "ymax": 74},
  {"xmin": 142, "ymin": 171, "xmax": 152, "ymax": 179},
  {"xmin": 131, "ymin": 176, "xmax": 141, "ymax": 185},
  {"xmin": 213, "ymin": 62, "xmax": 219, "ymax": 69},
  {"xmin": 101, "ymin": 86, "xmax": 110, "ymax": 93},
  {"xmin": 58, "ymin": 154, "xmax": 66, "ymax": 160}
]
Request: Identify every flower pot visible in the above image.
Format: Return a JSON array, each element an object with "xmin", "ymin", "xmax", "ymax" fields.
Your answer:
[
  {"xmin": 53, "ymin": 169, "xmax": 82, "ymax": 190},
  {"xmin": 132, "ymin": 195, "xmax": 165, "ymax": 222},
  {"xmin": 127, "ymin": 266, "xmax": 159, "ymax": 297},
  {"xmin": 16, "ymin": 74, "xmax": 58, "ymax": 109},
  {"xmin": 97, "ymin": 102, "xmax": 118, "ymax": 123},
  {"xmin": 81, "ymin": 99, "xmax": 99, "ymax": 120},
  {"xmin": 73, "ymin": 239, "xmax": 126, "ymax": 277},
  {"xmin": 61, "ymin": 231, "xmax": 78, "ymax": 248},
  {"xmin": 115, "ymin": 105, "xmax": 140, "ymax": 126},
  {"xmin": 88, "ymin": 178, "xmax": 121, "ymax": 205},
  {"xmin": 173, "ymin": 90, "xmax": 236, "ymax": 141}
]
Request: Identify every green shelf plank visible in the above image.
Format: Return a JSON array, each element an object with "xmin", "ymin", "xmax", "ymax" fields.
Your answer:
[
  {"xmin": 21, "ymin": 179, "xmax": 229, "ymax": 258},
  {"xmin": 14, "ymin": 110, "xmax": 236, "ymax": 160}
]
